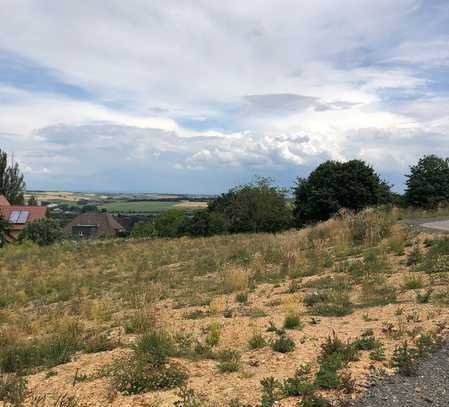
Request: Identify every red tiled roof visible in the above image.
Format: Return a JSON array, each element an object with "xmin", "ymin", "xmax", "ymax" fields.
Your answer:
[
  {"xmin": 0, "ymin": 205, "xmax": 48, "ymax": 232},
  {"xmin": 0, "ymin": 195, "xmax": 10, "ymax": 206}
]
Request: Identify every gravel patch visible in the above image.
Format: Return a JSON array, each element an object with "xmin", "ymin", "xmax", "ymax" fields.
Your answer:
[{"xmin": 350, "ymin": 345, "xmax": 449, "ymax": 407}]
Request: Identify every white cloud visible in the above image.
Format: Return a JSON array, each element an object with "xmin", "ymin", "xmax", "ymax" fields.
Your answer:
[{"xmin": 0, "ymin": 0, "xmax": 448, "ymax": 192}]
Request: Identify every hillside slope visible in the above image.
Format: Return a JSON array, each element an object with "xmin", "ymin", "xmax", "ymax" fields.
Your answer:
[{"xmin": 1, "ymin": 208, "xmax": 449, "ymax": 406}]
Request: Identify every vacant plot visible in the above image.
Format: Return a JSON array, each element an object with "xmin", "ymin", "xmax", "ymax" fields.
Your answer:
[{"xmin": 1, "ymin": 208, "xmax": 449, "ymax": 406}]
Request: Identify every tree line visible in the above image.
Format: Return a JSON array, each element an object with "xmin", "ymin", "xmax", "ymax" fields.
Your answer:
[
  {"xmin": 1, "ymin": 146, "xmax": 449, "ymax": 244},
  {"xmin": 131, "ymin": 154, "xmax": 449, "ymax": 238}
]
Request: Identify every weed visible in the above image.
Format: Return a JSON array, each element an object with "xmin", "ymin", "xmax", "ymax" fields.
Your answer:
[
  {"xmin": 222, "ymin": 267, "xmax": 249, "ymax": 293},
  {"xmin": 416, "ymin": 288, "xmax": 433, "ymax": 304},
  {"xmin": 205, "ymin": 322, "xmax": 221, "ymax": 348},
  {"xmin": 283, "ymin": 313, "xmax": 303, "ymax": 330},
  {"xmin": 133, "ymin": 329, "xmax": 175, "ymax": 366},
  {"xmin": 415, "ymin": 334, "xmax": 436, "ymax": 357},
  {"xmin": 271, "ymin": 335, "xmax": 295, "ymax": 353},
  {"xmin": 217, "ymin": 350, "xmax": 241, "ymax": 373},
  {"xmin": 402, "ymin": 274, "xmax": 424, "ymax": 290},
  {"xmin": 110, "ymin": 354, "xmax": 187, "ymax": 394},
  {"xmin": 248, "ymin": 333, "xmax": 266, "ymax": 350},
  {"xmin": 299, "ymin": 394, "xmax": 331, "ymax": 407},
  {"xmin": 0, "ymin": 374, "xmax": 27, "ymax": 406},
  {"xmin": 281, "ymin": 365, "xmax": 314, "ymax": 397},
  {"xmin": 236, "ymin": 292, "xmax": 249, "ymax": 304},
  {"xmin": 391, "ymin": 341, "xmax": 419, "ymax": 376},
  {"xmin": 174, "ymin": 385, "xmax": 203, "ymax": 407},
  {"xmin": 369, "ymin": 345, "xmax": 386, "ymax": 361},
  {"xmin": 260, "ymin": 377, "xmax": 281, "ymax": 407}
]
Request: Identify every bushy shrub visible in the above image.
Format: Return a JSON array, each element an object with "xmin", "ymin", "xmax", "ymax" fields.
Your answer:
[
  {"xmin": 271, "ymin": 335, "xmax": 295, "ymax": 353},
  {"xmin": 154, "ymin": 209, "xmax": 187, "ymax": 238},
  {"xmin": 18, "ymin": 218, "xmax": 64, "ymax": 246},
  {"xmin": 133, "ymin": 329, "xmax": 175, "ymax": 365},
  {"xmin": 248, "ymin": 333, "xmax": 266, "ymax": 350},
  {"xmin": 283, "ymin": 313, "xmax": 303, "ymax": 330},
  {"xmin": 209, "ymin": 177, "xmax": 292, "ymax": 233},
  {"xmin": 130, "ymin": 221, "xmax": 155, "ymax": 238},
  {"xmin": 110, "ymin": 354, "xmax": 187, "ymax": 394}
]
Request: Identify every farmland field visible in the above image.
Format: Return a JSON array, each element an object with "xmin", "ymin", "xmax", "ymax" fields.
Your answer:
[
  {"xmin": 99, "ymin": 200, "xmax": 208, "ymax": 213},
  {"xmin": 1, "ymin": 208, "xmax": 449, "ymax": 406}
]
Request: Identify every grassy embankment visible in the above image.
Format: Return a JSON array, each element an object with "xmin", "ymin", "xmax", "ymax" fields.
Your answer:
[{"xmin": 1, "ymin": 207, "xmax": 449, "ymax": 406}]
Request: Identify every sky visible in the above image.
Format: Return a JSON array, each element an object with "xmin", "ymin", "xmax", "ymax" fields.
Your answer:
[{"xmin": 1, "ymin": 0, "xmax": 449, "ymax": 194}]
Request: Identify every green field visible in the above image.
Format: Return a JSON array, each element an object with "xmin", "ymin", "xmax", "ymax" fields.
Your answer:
[{"xmin": 99, "ymin": 200, "xmax": 207, "ymax": 213}]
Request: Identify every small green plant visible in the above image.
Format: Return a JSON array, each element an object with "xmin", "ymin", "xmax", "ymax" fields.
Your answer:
[
  {"xmin": 217, "ymin": 350, "xmax": 241, "ymax": 373},
  {"xmin": 133, "ymin": 329, "xmax": 175, "ymax": 366},
  {"xmin": 299, "ymin": 394, "xmax": 331, "ymax": 407},
  {"xmin": 271, "ymin": 335, "xmax": 295, "ymax": 353},
  {"xmin": 174, "ymin": 385, "xmax": 203, "ymax": 407},
  {"xmin": 283, "ymin": 313, "xmax": 303, "ymax": 330},
  {"xmin": 415, "ymin": 334, "xmax": 436, "ymax": 357},
  {"xmin": 281, "ymin": 365, "xmax": 314, "ymax": 397},
  {"xmin": 266, "ymin": 322, "xmax": 294, "ymax": 353},
  {"xmin": 314, "ymin": 354, "xmax": 345, "ymax": 389},
  {"xmin": 314, "ymin": 333, "xmax": 358, "ymax": 390},
  {"xmin": 416, "ymin": 288, "xmax": 432, "ymax": 304},
  {"xmin": 235, "ymin": 292, "xmax": 249, "ymax": 304},
  {"xmin": 402, "ymin": 274, "xmax": 424, "ymax": 290},
  {"xmin": 0, "ymin": 374, "xmax": 27, "ymax": 407},
  {"xmin": 369, "ymin": 344, "xmax": 386, "ymax": 361},
  {"xmin": 260, "ymin": 377, "xmax": 281, "ymax": 407},
  {"xmin": 124, "ymin": 312, "xmax": 154, "ymax": 333},
  {"xmin": 110, "ymin": 355, "xmax": 187, "ymax": 394},
  {"xmin": 352, "ymin": 330, "xmax": 381, "ymax": 351},
  {"xmin": 391, "ymin": 341, "xmax": 419, "ymax": 376},
  {"xmin": 205, "ymin": 322, "xmax": 221, "ymax": 348},
  {"xmin": 248, "ymin": 333, "xmax": 266, "ymax": 350}
]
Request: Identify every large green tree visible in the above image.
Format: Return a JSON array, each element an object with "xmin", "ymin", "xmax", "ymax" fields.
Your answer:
[
  {"xmin": 209, "ymin": 177, "xmax": 292, "ymax": 233},
  {"xmin": 0, "ymin": 149, "xmax": 25, "ymax": 204},
  {"xmin": 185, "ymin": 210, "xmax": 226, "ymax": 237},
  {"xmin": 154, "ymin": 209, "xmax": 187, "ymax": 238},
  {"xmin": 404, "ymin": 154, "xmax": 449, "ymax": 208},
  {"xmin": 293, "ymin": 160, "xmax": 392, "ymax": 226}
]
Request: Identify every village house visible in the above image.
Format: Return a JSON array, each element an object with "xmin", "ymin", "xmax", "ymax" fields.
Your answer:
[
  {"xmin": 64, "ymin": 212, "xmax": 126, "ymax": 239},
  {"xmin": 0, "ymin": 194, "xmax": 48, "ymax": 241}
]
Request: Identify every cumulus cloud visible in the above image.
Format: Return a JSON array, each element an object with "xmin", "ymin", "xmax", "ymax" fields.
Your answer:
[{"xmin": 0, "ymin": 0, "xmax": 448, "ymax": 192}]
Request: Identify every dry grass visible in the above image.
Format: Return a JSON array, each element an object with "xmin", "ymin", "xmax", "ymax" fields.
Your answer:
[{"xmin": 1, "ymin": 208, "xmax": 449, "ymax": 406}]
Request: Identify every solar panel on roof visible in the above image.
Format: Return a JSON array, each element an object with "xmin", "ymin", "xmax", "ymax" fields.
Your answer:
[
  {"xmin": 9, "ymin": 211, "xmax": 20, "ymax": 223},
  {"xmin": 17, "ymin": 211, "xmax": 29, "ymax": 224}
]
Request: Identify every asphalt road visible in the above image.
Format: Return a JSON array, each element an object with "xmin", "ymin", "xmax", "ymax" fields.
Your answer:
[{"xmin": 421, "ymin": 220, "xmax": 449, "ymax": 232}]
